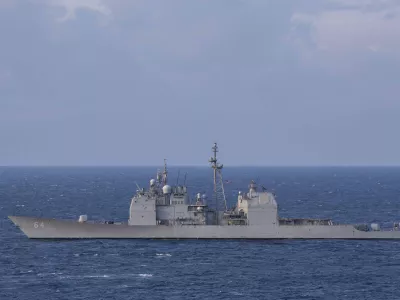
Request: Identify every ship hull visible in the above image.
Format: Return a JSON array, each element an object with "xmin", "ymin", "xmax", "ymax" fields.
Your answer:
[{"xmin": 8, "ymin": 216, "xmax": 400, "ymax": 240}]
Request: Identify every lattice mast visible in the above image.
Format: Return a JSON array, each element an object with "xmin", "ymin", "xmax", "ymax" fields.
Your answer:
[
  {"xmin": 209, "ymin": 143, "xmax": 228, "ymax": 223},
  {"xmin": 155, "ymin": 159, "xmax": 168, "ymax": 190},
  {"xmin": 162, "ymin": 159, "xmax": 168, "ymax": 185}
]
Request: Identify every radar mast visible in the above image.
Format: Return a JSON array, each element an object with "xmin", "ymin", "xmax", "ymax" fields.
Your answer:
[
  {"xmin": 209, "ymin": 142, "xmax": 228, "ymax": 224},
  {"xmin": 162, "ymin": 159, "xmax": 168, "ymax": 185}
]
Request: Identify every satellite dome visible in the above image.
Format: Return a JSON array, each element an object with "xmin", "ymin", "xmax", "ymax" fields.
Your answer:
[
  {"xmin": 201, "ymin": 194, "xmax": 207, "ymax": 199},
  {"xmin": 150, "ymin": 179, "xmax": 156, "ymax": 186},
  {"xmin": 162, "ymin": 185, "xmax": 172, "ymax": 194}
]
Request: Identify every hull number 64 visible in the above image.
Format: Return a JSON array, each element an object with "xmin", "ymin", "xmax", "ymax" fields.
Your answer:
[{"xmin": 33, "ymin": 222, "xmax": 44, "ymax": 229}]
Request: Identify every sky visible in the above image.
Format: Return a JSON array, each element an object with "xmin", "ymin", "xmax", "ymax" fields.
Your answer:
[{"xmin": 1, "ymin": 0, "xmax": 400, "ymax": 166}]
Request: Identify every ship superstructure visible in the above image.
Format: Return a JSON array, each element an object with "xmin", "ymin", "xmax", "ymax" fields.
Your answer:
[
  {"xmin": 128, "ymin": 157, "xmax": 216, "ymax": 226},
  {"xmin": 127, "ymin": 142, "xmax": 280, "ymax": 228}
]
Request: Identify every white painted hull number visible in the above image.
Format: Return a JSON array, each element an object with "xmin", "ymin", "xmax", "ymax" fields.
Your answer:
[{"xmin": 33, "ymin": 222, "xmax": 44, "ymax": 229}]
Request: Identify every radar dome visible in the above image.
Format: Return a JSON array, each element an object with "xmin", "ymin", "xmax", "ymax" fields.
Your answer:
[
  {"xmin": 162, "ymin": 185, "xmax": 172, "ymax": 194},
  {"xmin": 78, "ymin": 215, "xmax": 87, "ymax": 223},
  {"xmin": 150, "ymin": 179, "xmax": 156, "ymax": 186},
  {"xmin": 201, "ymin": 194, "xmax": 207, "ymax": 199}
]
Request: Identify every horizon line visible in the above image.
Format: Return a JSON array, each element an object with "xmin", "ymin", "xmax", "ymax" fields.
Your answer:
[{"xmin": 2, "ymin": 164, "xmax": 400, "ymax": 168}]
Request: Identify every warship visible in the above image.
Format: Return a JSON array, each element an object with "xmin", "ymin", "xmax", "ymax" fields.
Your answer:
[{"xmin": 8, "ymin": 143, "xmax": 400, "ymax": 239}]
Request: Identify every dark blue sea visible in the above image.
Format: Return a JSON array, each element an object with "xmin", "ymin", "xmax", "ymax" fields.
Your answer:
[{"xmin": 2, "ymin": 166, "xmax": 400, "ymax": 299}]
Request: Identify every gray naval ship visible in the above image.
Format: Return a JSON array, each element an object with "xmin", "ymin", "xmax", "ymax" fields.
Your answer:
[{"xmin": 8, "ymin": 143, "xmax": 400, "ymax": 239}]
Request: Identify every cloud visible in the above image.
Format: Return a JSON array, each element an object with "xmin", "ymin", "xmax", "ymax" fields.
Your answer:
[
  {"xmin": 289, "ymin": 0, "xmax": 400, "ymax": 69},
  {"xmin": 30, "ymin": 0, "xmax": 112, "ymax": 22},
  {"xmin": 327, "ymin": 0, "xmax": 399, "ymax": 10}
]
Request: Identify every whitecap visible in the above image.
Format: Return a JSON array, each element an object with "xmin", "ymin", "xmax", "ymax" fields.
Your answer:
[
  {"xmin": 37, "ymin": 272, "xmax": 63, "ymax": 277},
  {"xmin": 230, "ymin": 292, "xmax": 244, "ymax": 296},
  {"xmin": 156, "ymin": 253, "xmax": 171, "ymax": 257},
  {"xmin": 85, "ymin": 275, "xmax": 110, "ymax": 278},
  {"xmin": 138, "ymin": 274, "xmax": 153, "ymax": 277},
  {"xmin": 59, "ymin": 274, "xmax": 111, "ymax": 279}
]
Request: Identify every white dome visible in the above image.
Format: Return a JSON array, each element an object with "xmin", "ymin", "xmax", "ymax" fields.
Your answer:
[
  {"xmin": 78, "ymin": 215, "xmax": 87, "ymax": 223},
  {"xmin": 201, "ymin": 194, "xmax": 207, "ymax": 199},
  {"xmin": 196, "ymin": 193, "xmax": 201, "ymax": 199},
  {"xmin": 150, "ymin": 179, "xmax": 156, "ymax": 186},
  {"xmin": 162, "ymin": 185, "xmax": 172, "ymax": 194}
]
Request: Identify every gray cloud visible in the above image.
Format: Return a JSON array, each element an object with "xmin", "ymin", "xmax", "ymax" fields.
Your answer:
[
  {"xmin": 29, "ymin": 0, "xmax": 112, "ymax": 21},
  {"xmin": 290, "ymin": 0, "xmax": 400, "ymax": 71}
]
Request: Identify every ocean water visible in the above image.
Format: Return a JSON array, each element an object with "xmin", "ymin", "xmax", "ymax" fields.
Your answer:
[{"xmin": 1, "ymin": 166, "xmax": 400, "ymax": 299}]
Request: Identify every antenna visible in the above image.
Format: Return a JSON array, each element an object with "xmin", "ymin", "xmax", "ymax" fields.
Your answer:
[
  {"xmin": 134, "ymin": 181, "xmax": 141, "ymax": 191},
  {"xmin": 163, "ymin": 159, "xmax": 168, "ymax": 185},
  {"xmin": 183, "ymin": 172, "xmax": 187, "ymax": 186},
  {"xmin": 209, "ymin": 142, "xmax": 228, "ymax": 225},
  {"xmin": 252, "ymin": 177, "xmax": 267, "ymax": 192},
  {"xmin": 176, "ymin": 169, "xmax": 180, "ymax": 185},
  {"xmin": 156, "ymin": 169, "xmax": 162, "ymax": 187}
]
